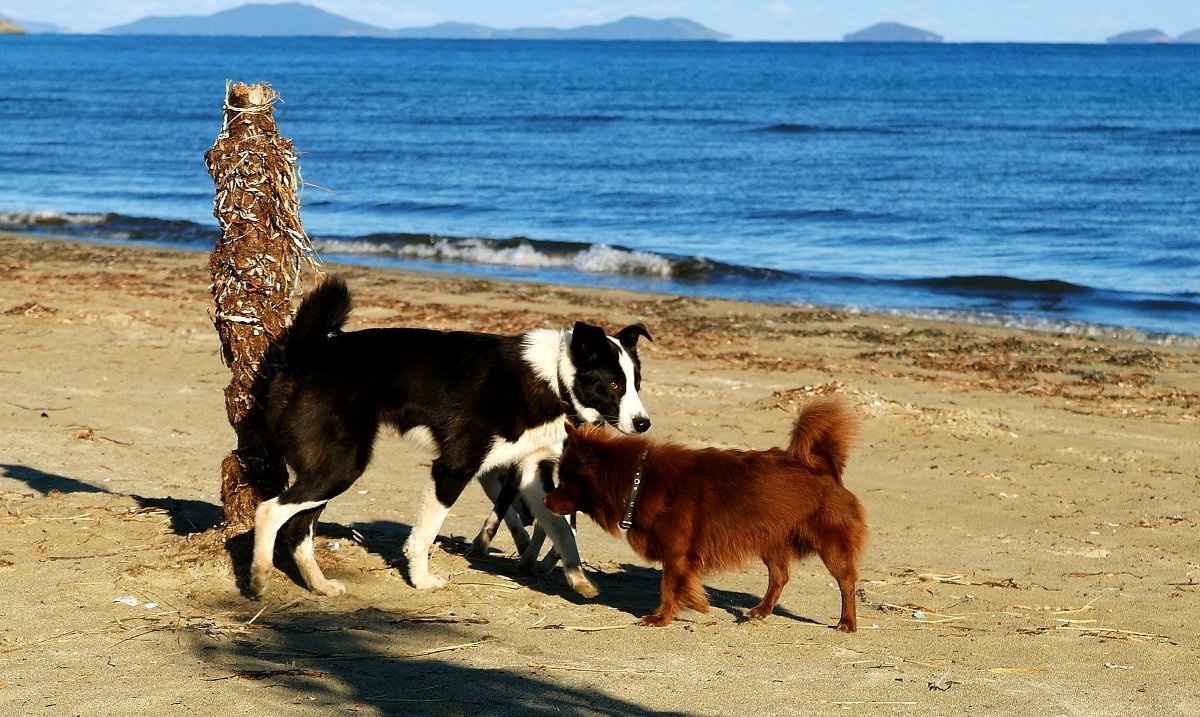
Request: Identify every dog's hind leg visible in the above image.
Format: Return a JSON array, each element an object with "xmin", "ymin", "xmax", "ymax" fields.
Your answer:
[
  {"xmin": 250, "ymin": 497, "xmax": 327, "ymax": 598},
  {"xmin": 515, "ymin": 523, "xmax": 549, "ymax": 572},
  {"xmin": 252, "ymin": 424, "xmax": 372, "ymax": 597},
  {"xmin": 817, "ymin": 537, "xmax": 861, "ymax": 633},
  {"xmin": 282, "ymin": 506, "xmax": 346, "ymax": 597},
  {"xmin": 470, "ymin": 467, "xmax": 530, "ymax": 555},
  {"xmin": 748, "ymin": 547, "xmax": 791, "ymax": 620},
  {"xmin": 519, "ymin": 513, "xmax": 574, "ymax": 573}
]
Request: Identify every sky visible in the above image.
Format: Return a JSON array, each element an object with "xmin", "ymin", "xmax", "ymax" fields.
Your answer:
[{"xmin": 4, "ymin": 1, "xmax": 1200, "ymax": 42}]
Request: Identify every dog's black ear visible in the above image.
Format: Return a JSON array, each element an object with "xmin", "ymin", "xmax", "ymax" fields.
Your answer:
[
  {"xmin": 618, "ymin": 323, "xmax": 652, "ymax": 348},
  {"xmin": 570, "ymin": 321, "xmax": 609, "ymax": 364}
]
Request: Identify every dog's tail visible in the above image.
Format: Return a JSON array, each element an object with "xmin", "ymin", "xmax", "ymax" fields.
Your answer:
[
  {"xmin": 786, "ymin": 395, "xmax": 859, "ymax": 483},
  {"xmin": 282, "ymin": 274, "xmax": 352, "ymax": 367}
]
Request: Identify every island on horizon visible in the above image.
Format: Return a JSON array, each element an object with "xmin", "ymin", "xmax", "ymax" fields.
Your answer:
[
  {"xmin": 843, "ymin": 22, "xmax": 943, "ymax": 43},
  {"xmin": 1106, "ymin": 28, "xmax": 1173, "ymax": 44}
]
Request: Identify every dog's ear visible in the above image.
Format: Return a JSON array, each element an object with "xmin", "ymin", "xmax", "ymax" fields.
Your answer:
[
  {"xmin": 564, "ymin": 419, "xmax": 581, "ymax": 439},
  {"xmin": 618, "ymin": 323, "xmax": 652, "ymax": 348},
  {"xmin": 570, "ymin": 321, "xmax": 609, "ymax": 364}
]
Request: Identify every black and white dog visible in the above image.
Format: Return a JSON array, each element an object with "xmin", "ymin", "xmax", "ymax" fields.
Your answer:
[{"xmin": 250, "ymin": 275, "xmax": 651, "ymax": 599}]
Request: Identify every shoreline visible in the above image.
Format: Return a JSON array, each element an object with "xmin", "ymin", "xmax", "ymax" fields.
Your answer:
[
  {"xmin": 7, "ymin": 226, "xmax": 1198, "ymax": 348},
  {"xmin": 2, "ymin": 232, "xmax": 1198, "ymax": 715}
]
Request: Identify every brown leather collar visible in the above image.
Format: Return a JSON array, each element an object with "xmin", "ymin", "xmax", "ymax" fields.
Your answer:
[{"xmin": 619, "ymin": 449, "xmax": 649, "ymax": 530}]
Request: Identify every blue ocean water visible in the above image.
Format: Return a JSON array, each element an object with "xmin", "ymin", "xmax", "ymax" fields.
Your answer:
[{"xmin": 1, "ymin": 35, "xmax": 1197, "ymax": 341}]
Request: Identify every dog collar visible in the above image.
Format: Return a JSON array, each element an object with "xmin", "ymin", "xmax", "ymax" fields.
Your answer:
[{"xmin": 619, "ymin": 449, "xmax": 649, "ymax": 530}]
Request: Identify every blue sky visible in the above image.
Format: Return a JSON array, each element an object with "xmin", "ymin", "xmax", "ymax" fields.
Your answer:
[{"xmin": 5, "ymin": 1, "xmax": 1200, "ymax": 41}]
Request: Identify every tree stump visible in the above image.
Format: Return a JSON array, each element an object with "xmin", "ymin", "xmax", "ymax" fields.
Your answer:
[{"xmin": 204, "ymin": 82, "xmax": 318, "ymax": 531}]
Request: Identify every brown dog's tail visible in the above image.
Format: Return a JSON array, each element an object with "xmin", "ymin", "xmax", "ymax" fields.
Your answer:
[{"xmin": 786, "ymin": 395, "xmax": 859, "ymax": 483}]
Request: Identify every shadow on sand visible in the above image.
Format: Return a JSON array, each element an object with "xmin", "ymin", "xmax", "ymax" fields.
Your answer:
[{"xmin": 0, "ymin": 463, "xmax": 223, "ymax": 535}]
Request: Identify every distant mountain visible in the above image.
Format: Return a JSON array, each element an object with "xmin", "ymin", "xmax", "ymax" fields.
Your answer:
[
  {"xmin": 390, "ymin": 21, "xmax": 496, "ymax": 39},
  {"xmin": 1106, "ymin": 29, "xmax": 1172, "ymax": 44},
  {"xmin": 104, "ymin": 2, "xmax": 393, "ymax": 36},
  {"xmin": 12, "ymin": 19, "xmax": 66, "ymax": 33},
  {"xmin": 101, "ymin": 3, "xmax": 729, "ymax": 41},
  {"xmin": 1174, "ymin": 28, "xmax": 1200, "ymax": 43},
  {"xmin": 844, "ymin": 22, "xmax": 943, "ymax": 43},
  {"xmin": 492, "ymin": 17, "xmax": 729, "ymax": 41}
]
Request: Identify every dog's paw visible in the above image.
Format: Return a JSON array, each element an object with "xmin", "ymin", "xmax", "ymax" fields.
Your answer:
[
  {"xmin": 836, "ymin": 619, "xmax": 857, "ymax": 633},
  {"xmin": 747, "ymin": 606, "xmax": 772, "ymax": 621},
  {"xmin": 249, "ymin": 567, "xmax": 270, "ymax": 598},
  {"xmin": 467, "ymin": 537, "xmax": 491, "ymax": 556},
  {"xmin": 311, "ymin": 578, "xmax": 347, "ymax": 597},
  {"xmin": 410, "ymin": 573, "xmax": 448, "ymax": 590},
  {"xmin": 638, "ymin": 613, "xmax": 673, "ymax": 627},
  {"xmin": 565, "ymin": 570, "xmax": 599, "ymax": 599}
]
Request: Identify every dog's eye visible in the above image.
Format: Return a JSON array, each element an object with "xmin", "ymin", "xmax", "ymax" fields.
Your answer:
[{"xmin": 608, "ymin": 380, "xmax": 621, "ymax": 391}]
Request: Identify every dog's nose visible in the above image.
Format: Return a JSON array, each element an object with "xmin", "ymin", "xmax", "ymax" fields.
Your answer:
[{"xmin": 633, "ymin": 416, "xmax": 651, "ymax": 433}]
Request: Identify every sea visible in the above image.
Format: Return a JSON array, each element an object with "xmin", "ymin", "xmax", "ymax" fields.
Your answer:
[{"xmin": 2, "ymin": 35, "xmax": 1198, "ymax": 343}]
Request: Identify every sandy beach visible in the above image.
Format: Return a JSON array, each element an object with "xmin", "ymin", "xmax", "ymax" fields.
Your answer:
[{"xmin": 1, "ymin": 232, "xmax": 1197, "ymax": 716}]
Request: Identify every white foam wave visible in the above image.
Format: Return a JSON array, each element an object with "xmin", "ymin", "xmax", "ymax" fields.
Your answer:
[
  {"xmin": 316, "ymin": 237, "xmax": 675, "ymax": 278},
  {"xmin": 0, "ymin": 209, "xmax": 110, "ymax": 227}
]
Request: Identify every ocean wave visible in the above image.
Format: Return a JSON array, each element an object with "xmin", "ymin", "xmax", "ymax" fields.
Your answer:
[
  {"xmin": 3, "ymin": 210, "xmax": 1195, "ymax": 341},
  {"xmin": 318, "ymin": 234, "xmax": 677, "ymax": 278},
  {"xmin": 912, "ymin": 275, "xmax": 1090, "ymax": 296},
  {"xmin": 0, "ymin": 209, "xmax": 112, "ymax": 227}
]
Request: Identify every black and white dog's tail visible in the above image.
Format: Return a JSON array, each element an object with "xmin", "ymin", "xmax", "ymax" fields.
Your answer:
[{"xmin": 282, "ymin": 275, "xmax": 353, "ymax": 366}]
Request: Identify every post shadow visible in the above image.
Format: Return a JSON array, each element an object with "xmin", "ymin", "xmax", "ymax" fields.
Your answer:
[{"xmin": 0, "ymin": 463, "xmax": 222, "ymax": 536}]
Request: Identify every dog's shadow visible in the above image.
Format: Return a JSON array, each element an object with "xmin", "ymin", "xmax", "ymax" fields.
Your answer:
[
  {"xmin": 584, "ymin": 560, "xmax": 827, "ymax": 627},
  {"xmin": 333, "ymin": 518, "xmax": 828, "ymax": 627}
]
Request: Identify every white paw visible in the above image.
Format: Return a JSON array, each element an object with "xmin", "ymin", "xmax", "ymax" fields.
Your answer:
[
  {"xmin": 312, "ymin": 579, "xmax": 347, "ymax": 596},
  {"xmin": 567, "ymin": 570, "xmax": 599, "ymax": 599},
  {"xmin": 410, "ymin": 572, "xmax": 448, "ymax": 590},
  {"xmin": 249, "ymin": 566, "xmax": 271, "ymax": 598}
]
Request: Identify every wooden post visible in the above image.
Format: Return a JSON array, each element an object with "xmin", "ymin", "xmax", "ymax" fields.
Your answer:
[{"xmin": 204, "ymin": 82, "xmax": 318, "ymax": 531}]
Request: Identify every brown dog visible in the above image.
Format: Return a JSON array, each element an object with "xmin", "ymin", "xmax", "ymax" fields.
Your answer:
[{"xmin": 543, "ymin": 396, "xmax": 867, "ymax": 630}]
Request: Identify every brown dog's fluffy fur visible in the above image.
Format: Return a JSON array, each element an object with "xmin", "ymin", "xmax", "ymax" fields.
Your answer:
[{"xmin": 544, "ymin": 396, "xmax": 867, "ymax": 630}]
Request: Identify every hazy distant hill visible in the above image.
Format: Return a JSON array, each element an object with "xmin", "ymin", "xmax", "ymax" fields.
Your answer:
[
  {"xmin": 102, "ymin": 2, "xmax": 729, "ymax": 41},
  {"xmin": 844, "ymin": 22, "xmax": 943, "ymax": 43},
  {"xmin": 1173, "ymin": 28, "xmax": 1200, "ymax": 43},
  {"xmin": 104, "ymin": 2, "xmax": 393, "ymax": 36},
  {"xmin": 390, "ymin": 21, "xmax": 496, "ymax": 39},
  {"xmin": 494, "ymin": 17, "xmax": 728, "ymax": 41},
  {"xmin": 12, "ymin": 19, "xmax": 66, "ymax": 33},
  {"xmin": 394, "ymin": 15, "xmax": 728, "ymax": 40},
  {"xmin": 1105, "ymin": 29, "xmax": 1172, "ymax": 44}
]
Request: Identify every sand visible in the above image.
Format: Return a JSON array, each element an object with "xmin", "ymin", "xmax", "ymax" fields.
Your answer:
[{"xmin": 1, "ymin": 233, "xmax": 1197, "ymax": 716}]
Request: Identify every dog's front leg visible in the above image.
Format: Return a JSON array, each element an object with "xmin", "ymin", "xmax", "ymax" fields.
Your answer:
[
  {"xmin": 518, "ymin": 460, "xmax": 598, "ymax": 598},
  {"xmin": 642, "ymin": 553, "xmax": 707, "ymax": 626},
  {"xmin": 403, "ymin": 460, "xmax": 472, "ymax": 590}
]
